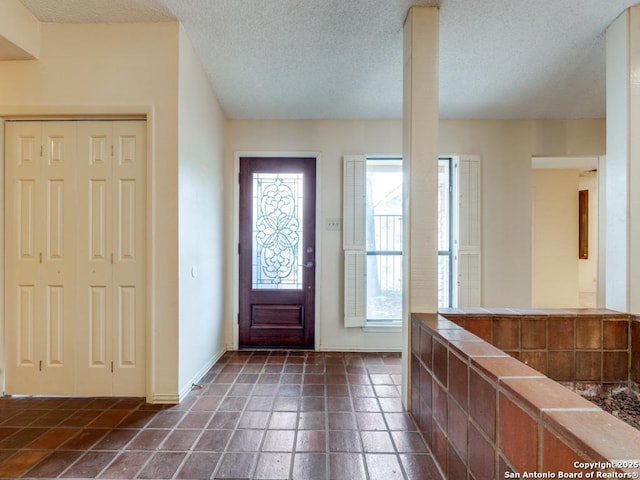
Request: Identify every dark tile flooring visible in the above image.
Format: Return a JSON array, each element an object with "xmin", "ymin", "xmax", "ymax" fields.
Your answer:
[{"xmin": 0, "ymin": 351, "xmax": 442, "ymax": 479}]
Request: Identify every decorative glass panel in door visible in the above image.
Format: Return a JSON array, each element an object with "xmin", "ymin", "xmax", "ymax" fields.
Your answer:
[{"xmin": 252, "ymin": 173, "xmax": 304, "ymax": 289}]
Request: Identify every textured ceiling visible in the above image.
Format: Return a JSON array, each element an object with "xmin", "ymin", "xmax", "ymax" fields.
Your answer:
[
  {"xmin": 18, "ymin": 0, "xmax": 175, "ymax": 23},
  {"xmin": 18, "ymin": 0, "xmax": 640, "ymax": 119}
]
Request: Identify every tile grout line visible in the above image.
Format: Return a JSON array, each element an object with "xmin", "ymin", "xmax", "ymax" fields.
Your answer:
[
  {"xmin": 290, "ymin": 350, "xmax": 303, "ymax": 480},
  {"xmin": 323, "ymin": 352, "xmax": 330, "ymax": 480}
]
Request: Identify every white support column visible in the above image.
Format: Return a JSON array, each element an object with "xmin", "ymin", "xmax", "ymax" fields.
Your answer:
[
  {"xmin": 605, "ymin": 7, "xmax": 640, "ymax": 313},
  {"xmin": 0, "ymin": 119, "xmax": 4, "ymax": 395},
  {"xmin": 402, "ymin": 7, "xmax": 439, "ymax": 406}
]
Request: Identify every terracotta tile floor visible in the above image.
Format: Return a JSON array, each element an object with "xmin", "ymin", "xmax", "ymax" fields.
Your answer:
[{"xmin": 0, "ymin": 351, "xmax": 442, "ymax": 479}]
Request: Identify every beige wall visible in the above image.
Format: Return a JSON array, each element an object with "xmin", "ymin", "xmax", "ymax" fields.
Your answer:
[
  {"xmin": 226, "ymin": 120, "xmax": 404, "ymax": 351},
  {"xmin": 0, "ymin": 22, "xmax": 181, "ymax": 401},
  {"xmin": 177, "ymin": 26, "xmax": 227, "ymax": 398},
  {"xmin": 226, "ymin": 118, "xmax": 605, "ymax": 349},
  {"xmin": 532, "ymin": 169, "xmax": 580, "ymax": 307},
  {"xmin": 440, "ymin": 119, "xmax": 605, "ymax": 307}
]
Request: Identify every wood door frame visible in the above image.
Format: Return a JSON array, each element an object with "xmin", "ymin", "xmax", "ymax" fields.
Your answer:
[{"xmin": 233, "ymin": 151, "xmax": 322, "ymax": 351}]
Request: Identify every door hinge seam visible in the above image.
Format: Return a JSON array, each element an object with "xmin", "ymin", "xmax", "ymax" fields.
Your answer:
[
  {"xmin": 111, "ymin": 361, "xmax": 114, "ymax": 373},
  {"xmin": 39, "ymin": 360, "xmax": 42, "ymax": 371}
]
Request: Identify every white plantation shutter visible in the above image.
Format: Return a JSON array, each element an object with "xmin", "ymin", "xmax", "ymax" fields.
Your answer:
[
  {"xmin": 457, "ymin": 254, "xmax": 480, "ymax": 306},
  {"xmin": 343, "ymin": 155, "xmax": 366, "ymax": 249},
  {"xmin": 455, "ymin": 155, "xmax": 481, "ymax": 306},
  {"xmin": 344, "ymin": 250, "xmax": 367, "ymax": 327},
  {"xmin": 343, "ymin": 155, "xmax": 367, "ymax": 327}
]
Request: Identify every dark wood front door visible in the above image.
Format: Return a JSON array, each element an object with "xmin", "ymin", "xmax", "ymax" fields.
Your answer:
[{"xmin": 239, "ymin": 157, "xmax": 316, "ymax": 348}]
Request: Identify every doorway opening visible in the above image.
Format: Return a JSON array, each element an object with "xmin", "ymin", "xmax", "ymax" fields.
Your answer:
[{"xmin": 531, "ymin": 156, "xmax": 599, "ymax": 308}]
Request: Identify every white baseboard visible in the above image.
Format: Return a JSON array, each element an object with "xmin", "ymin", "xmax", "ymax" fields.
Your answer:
[
  {"xmin": 178, "ymin": 346, "xmax": 227, "ymax": 403},
  {"xmin": 318, "ymin": 345, "xmax": 402, "ymax": 353},
  {"xmin": 218, "ymin": 344, "xmax": 401, "ymax": 354},
  {"xmin": 149, "ymin": 347, "xmax": 228, "ymax": 405},
  {"xmin": 150, "ymin": 393, "xmax": 180, "ymax": 404}
]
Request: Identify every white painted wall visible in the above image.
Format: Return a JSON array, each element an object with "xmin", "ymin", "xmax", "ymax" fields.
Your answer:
[
  {"xmin": 606, "ymin": 10, "xmax": 630, "ymax": 312},
  {"xmin": 177, "ymin": 26, "xmax": 227, "ymax": 399},
  {"xmin": 606, "ymin": 6, "xmax": 640, "ymax": 314},
  {"xmin": 629, "ymin": 7, "xmax": 640, "ymax": 315},
  {"xmin": 531, "ymin": 169, "xmax": 579, "ymax": 308},
  {"xmin": 0, "ymin": 119, "xmax": 4, "ymax": 392},
  {"xmin": 0, "ymin": 22, "xmax": 181, "ymax": 401}
]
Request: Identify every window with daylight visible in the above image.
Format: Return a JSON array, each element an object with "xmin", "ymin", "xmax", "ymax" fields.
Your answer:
[
  {"xmin": 342, "ymin": 154, "xmax": 481, "ymax": 329},
  {"xmin": 366, "ymin": 158, "xmax": 403, "ymax": 323},
  {"xmin": 438, "ymin": 158, "xmax": 453, "ymax": 308}
]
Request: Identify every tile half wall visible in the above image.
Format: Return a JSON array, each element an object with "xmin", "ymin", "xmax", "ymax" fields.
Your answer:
[{"xmin": 410, "ymin": 311, "xmax": 640, "ymax": 479}]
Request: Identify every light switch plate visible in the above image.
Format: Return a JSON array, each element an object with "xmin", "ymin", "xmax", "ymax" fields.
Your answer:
[{"xmin": 326, "ymin": 218, "xmax": 342, "ymax": 231}]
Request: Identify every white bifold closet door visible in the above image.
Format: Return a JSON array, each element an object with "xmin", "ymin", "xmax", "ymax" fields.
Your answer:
[
  {"xmin": 75, "ymin": 121, "xmax": 146, "ymax": 397},
  {"xmin": 5, "ymin": 121, "xmax": 77, "ymax": 395},
  {"xmin": 5, "ymin": 120, "xmax": 146, "ymax": 397}
]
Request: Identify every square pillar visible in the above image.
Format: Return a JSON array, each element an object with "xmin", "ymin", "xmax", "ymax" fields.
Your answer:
[{"xmin": 402, "ymin": 7, "xmax": 439, "ymax": 406}]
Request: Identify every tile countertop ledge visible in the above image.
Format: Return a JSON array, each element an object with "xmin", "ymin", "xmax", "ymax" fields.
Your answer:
[
  {"xmin": 411, "ymin": 311, "xmax": 640, "ymax": 475},
  {"xmin": 437, "ymin": 307, "xmax": 630, "ymax": 318}
]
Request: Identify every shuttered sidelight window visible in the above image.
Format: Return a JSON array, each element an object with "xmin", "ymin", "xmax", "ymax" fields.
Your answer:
[
  {"xmin": 454, "ymin": 155, "xmax": 482, "ymax": 306},
  {"xmin": 343, "ymin": 154, "xmax": 481, "ymax": 326},
  {"xmin": 343, "ymin": 155, "xmax": 367, "ymax": 327},
  {"xmin": 344, "ymin": 250, "xmax": 367, "ymax": 327}
]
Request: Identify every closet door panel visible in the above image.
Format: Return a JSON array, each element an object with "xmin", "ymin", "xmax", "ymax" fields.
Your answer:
[
  {"xmin": 40, "ymin": 122, "xmax": 77, "ymax": 394},
  {"xmin": 46, "ymin": 180, "xmax": 65, "ymax": 259},
  {"xmin": 17, "ymin": 285, "xmax": 36, "ymax": 367},
  {"xmin": 6, "ymin": 123, "xmax": 40, "ymax": 267},
  {"xmin": 89, "ymin": 285, "xmax": 108, "ymax": 366},
  {"xmin": 112, "ymin": 121, "xmax": 146, "ymax": 396},
  {"xmin": 89, "ymin": 180, "xmax": 108, "ymax": 260},
  {"xmin": 6, "ymin": 123, "xmax": 43, "ymax": 393},
  {"xmin": 46, "ymin": 285, "xmax": 65, "ymax": 366},
  {"xmin": 118, "ymin": 286, "xmax": 137, "ymax": 366},
  {"xmin": 17, "ymin": 180, "xmax": 37, "ymax": 260},
  {"xmin": 5, "ymin": 122, "xmax": 77, "ymax": 395},
  {"xmin": 118, "ymin": 179, "xmax": 137, "ymax": 260},
  {"xmin": 75, "ymin": 122, "xmax": 114, "ymax": 396}
]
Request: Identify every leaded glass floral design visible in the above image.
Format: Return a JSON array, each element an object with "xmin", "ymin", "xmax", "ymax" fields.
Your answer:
[{"xmin": 252, "ymin": 173, "xmax": 304, "ymax": 289}]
